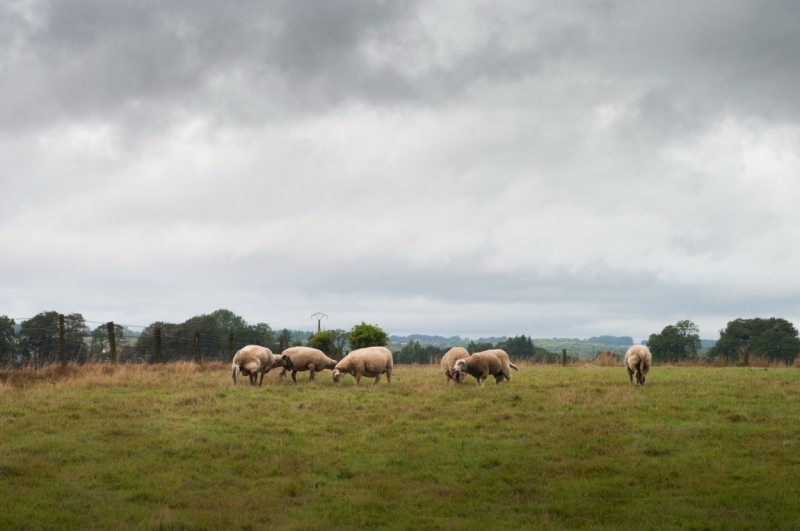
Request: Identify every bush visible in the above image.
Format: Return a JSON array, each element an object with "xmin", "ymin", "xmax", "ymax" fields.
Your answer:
[{"xmin": 348, "ymin": 322, "xmax": 389, "ymax": 350}]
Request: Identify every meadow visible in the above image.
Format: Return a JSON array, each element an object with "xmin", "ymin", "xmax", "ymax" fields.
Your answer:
[{"xmin": 1, "ymin": 362, "xmax": 799, "ymax": 530}]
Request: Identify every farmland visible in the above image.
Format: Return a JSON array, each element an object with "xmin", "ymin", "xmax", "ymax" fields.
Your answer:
[{"xmin": 1, "ymin": 363, "xmax": 799, "ymax": 530}]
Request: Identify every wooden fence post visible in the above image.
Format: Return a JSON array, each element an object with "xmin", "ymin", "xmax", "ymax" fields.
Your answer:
[
  {"xmin": 107, "ymin": 322, "xmax": 117, "ymax": 364},
  {"xmin": 229, "ymin": 333, "xmax": 235, "ymax": 360},
  {"xmin": 562, "ymin": 349, "xmax": 567, "ymax": 366},
  {"xmin": 154, "ymin": 326, "xmax": 162, "ymax": 364},
  {"xmin": 58, "ymin": 314, "xmax": 66, "ymax": 366},
  {"xmin": 193, "ymin": 331, "xmax": 201, "ymax": 364}
]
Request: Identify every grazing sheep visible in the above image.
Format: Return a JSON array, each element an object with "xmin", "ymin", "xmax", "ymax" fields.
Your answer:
[
  {"xmin": 624, "ymin": 345, "xmax": 652, "ymax": 386},
  {"xmin": 279, "ymin": 346, "xmax": 337, "ymax": 382},
  {"xmin": 441, "ymin": 347, "xmax": 470, "ymax": 383},
  {"xmin": 477, "ymin": 349, "xmax": 519, "ymax": 380},
  {"xmin": 331, "ymin": 346, "xmax": 393, "ymax": 387},
  {"xmin": 231, "ymin": 345, "xmax": 292, "ymax": 386},
  {"xmin": 454, "ymin": 351, "xmax": 518, "ymax": 386}
]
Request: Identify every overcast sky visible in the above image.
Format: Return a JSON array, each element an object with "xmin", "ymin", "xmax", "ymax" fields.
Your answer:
[{"xmin": 2, "ymin": 0, "xmax": 799, "ymax": 340}]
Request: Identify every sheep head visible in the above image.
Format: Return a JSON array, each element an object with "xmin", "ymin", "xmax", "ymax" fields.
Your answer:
[
  {"xmin": 453, "ymin": 359, "xmax": 467, "ymax": 383},
  {"xmin": 276, "ymin": 354, "xmax": 293, "ymax": 370},
  {"xmin": 331, "ymin": 369, "xmax": 344, "ymax": 385}
]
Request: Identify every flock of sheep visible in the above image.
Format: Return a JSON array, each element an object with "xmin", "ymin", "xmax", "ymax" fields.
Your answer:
[{"xmin": 231, "ymin": 343, "xmax": 653, "ymax": 387}]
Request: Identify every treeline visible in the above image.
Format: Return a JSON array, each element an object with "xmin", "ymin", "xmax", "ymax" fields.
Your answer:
[
  {"xmin": 0, "ymin": 309, "xmax": 338, "ymax": 367},
  {"xmin": 0, "ymin": 312, "xmax": 88, "ymax": 366},
  {"xmin": 394, "ymin": 335, "xmax": 565, "ymax": 364},
  {"xmin": 647, "ymin": 318, "xmax": 800, "ymax": 364}
]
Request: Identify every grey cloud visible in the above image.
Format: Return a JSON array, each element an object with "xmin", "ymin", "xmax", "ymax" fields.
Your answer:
[
  {"xmin": 3, "ymin": 0, "xmax": 800, "ymax": 339},
  {"xmin": 2, "ymin": 0, "xmax": 799, "ymax": 137}
]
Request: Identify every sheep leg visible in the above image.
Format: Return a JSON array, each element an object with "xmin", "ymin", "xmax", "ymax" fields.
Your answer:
[
  {"xmin": 291, "ymin": 370, "xmax": 298, "ymax": 383},
  {"xmin": 386, "ymin": 370, "xmax": 391, "ymax": 385},
  {"xmin": 279, "ymin": 368, "xmax": 287, "ymax": 380},
  {"xmin": 354, "ymin": 372, "xmax": 362, "ymax": 387},
  {"xmin": 232, "ymin": 368, "xmax": 238, "ymax": 385},
  {"xmin": 249, "ymin": 373, "xmax": 256, "ymax": 386},
  {"xmin": 626, "ymin": 367, "xmax": 634, "ymax": 385},
  {"xmin": 309, "ymin": 368, "xmax": 315, "ymax": 381},
  {"xmin": 373, "ymin": 373, "xmax": 381, "ymax": 387},
  {"xmin": 259, "ymin": 372, "xmax": 265, "ymax": 387}
]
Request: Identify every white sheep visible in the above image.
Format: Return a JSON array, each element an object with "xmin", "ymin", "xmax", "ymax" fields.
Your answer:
[
  {"xmin": 441, "ymin": 347, "xmax": 470, "ymax": 383},
  {"xmin": 624, "ymin": 345, "xmax": 652, "ymax": 386},
  {"xmin": 231, "ymin": 345, "xmax": 291, "ymax": 386},
  {"xmin": 453, "ymin": 350, "xmax": 518, "ymax": 386},
  {"xmin": 331, "ymin": 346, "xmax": 393, "ymax": 387},
  {"xmin": 279, "ymin": 346, "xmax": 337, "ymax": 382}
]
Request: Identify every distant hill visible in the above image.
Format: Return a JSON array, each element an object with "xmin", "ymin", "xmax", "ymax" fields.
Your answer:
[
  {"xmin": 640, "ymin": 339, "xmax": 718, "ymax": 351},
  {"xmin": 388, "ymin": 335, "xmax": 508, "ymax": 349},
  {"xmin": 584, "ymin": 336, "xmax": 633, "ymax": 346}
]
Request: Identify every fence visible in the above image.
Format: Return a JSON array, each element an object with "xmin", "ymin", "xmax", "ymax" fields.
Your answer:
[
  {"xmin": 2, "ymin": 315, "xmax": 599, "ymax": 370},
  {"xmin": 0, "ymin": 315, "xmax": 279, "ymax": 370}
]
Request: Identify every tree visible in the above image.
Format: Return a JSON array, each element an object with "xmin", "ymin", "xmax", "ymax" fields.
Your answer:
[
  {"xmin": 276, "ymin": 329, "xmax": 292, "ymax": 351},
  {"xmin": 495, "ymin": 335, "xmax": 559, "ymax": 363},
  {"xmin": 331, "ymin": 329, "xmax": 349, "ymax": 357},
  {"xmin": 708, "ymin": 318, "xmax": 800, "ymax": 364},
  {"xmin": 348, "ymin": 322, "xmax": 389, "ymax": 350},
  {"xmin": 18, "ymin": 311, "xmax": 87, "ymax": 365},
  {"xmin": 395, "ymin": 340, "xmax": 445, "ymax": 364},
  {"xmin": 89, "ymin": 323, "xmax": 123, "ymax": 360},
  {"xmin": 467, "ymin": 340, "xmax": 494, "ymax": 354},
  {"xmin": 210, "ymin": 309, "xmax": 276, "ymax": 351},
  {"xmin": 308, "ymin": 330, "xmax": 335, "ymax": 355},
  {"xmin": 211, "ymin": 309, "xmax": 247, "ymax": 336},
  {"xmin": 647, "ymin": 320, "xmax": 702, "ymax": 363},
  {"xmin": 0, "ymin": 316, "xmax": 15, "ymax": 366}
]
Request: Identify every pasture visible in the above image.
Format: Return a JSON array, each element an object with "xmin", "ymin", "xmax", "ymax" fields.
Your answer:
[{"xmin": 1, "ymin": 362, "xmax": 799, "ymax": 530}]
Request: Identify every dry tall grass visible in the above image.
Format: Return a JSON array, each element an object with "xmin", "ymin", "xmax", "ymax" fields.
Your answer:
[
  {"xmin": 594, "ymin": 352, "xmax": 623, "ymax": 367},
  {"xmin": 0, "ymin": 361, "xmax": 228, "ymax": 390}
]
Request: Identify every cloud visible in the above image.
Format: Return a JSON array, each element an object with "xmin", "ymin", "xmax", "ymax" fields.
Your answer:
[{"xmin": 2, "ymin": 0, "xmax": 800, "ymax": 340}]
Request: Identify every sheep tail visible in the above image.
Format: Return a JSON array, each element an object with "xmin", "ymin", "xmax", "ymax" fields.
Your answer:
[{"xmin": 509, "ymin": 362, "xmax": 519, "ymax": 371}]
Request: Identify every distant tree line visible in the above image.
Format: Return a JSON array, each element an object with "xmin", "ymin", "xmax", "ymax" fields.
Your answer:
[
  {"xmin": 647, "ymin": 318, "xmax": 800, "ymax": 364},
  {"xmin": 0, "ymin": 312, "xmax": 88, "ymax": 366},
  {"xmin": 394, "ymin": 335, "xmax": 563, "ymax": 365},
  {"xmin": 3, "ymin": 311, "xmax": 800, "ymax": 368}
]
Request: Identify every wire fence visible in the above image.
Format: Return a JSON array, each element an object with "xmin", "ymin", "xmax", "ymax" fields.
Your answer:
[{"xmin": 0, "ymin": 314, "xmax": 616, "ymax": 371}]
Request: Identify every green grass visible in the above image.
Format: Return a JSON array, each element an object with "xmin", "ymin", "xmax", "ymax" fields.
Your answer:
[{"xmin": 1, "ymin": 362, "xmax": 799, "ymax": 530}]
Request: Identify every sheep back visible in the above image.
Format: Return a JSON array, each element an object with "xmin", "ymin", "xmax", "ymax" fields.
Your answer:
[
  {"xmin": 283, "ymin": 346, "xmax": 337, "ymax": 373},
  {"xmin": 332, "ymin": 346, "xmax": 393, "ymax": 386},
  {"xmin": 232, "ymin": 345, "xmax": 279, "ymax": 385},
  {"xmin": 476, "ymin": 349, "xmax": 519, "ymax": 375},
  {"xmin": 624, "ymin": 345, "xmax": 652, "ymax": 386},
  {"xmin": 454, "ymin": 352, "xmax": 506, "ymax": 386}
]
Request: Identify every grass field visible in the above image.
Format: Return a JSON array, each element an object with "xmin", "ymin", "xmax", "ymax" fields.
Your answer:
[{"xmin": 1, "ymin": 362, "xmax": 799, "ymax": 530}]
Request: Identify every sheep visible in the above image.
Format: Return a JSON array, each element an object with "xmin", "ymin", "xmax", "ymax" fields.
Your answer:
[
  {"xmin": 455, "ymin": 349, "xmax": 518, "ymax": 384},
  {"xmin": 279, "ymin": 346, "xmax": 337, "ymax": 382},
  {"xmin": 441, "ymin": 347, "xmax": 470, "ymax": 383},
  {"xmin": 331, "ymin": 346, "xmax": 393, "ymax": 387},
  {"xmin": 453, "ymin": 351, "xmax": 518, "ymax": 386},
  {"xmin": 231, "ymin": 345, "xmax": 292, "ymax": 386},
  {"xmin": 624, "ymin": 345, "xmax": 652, "ymax": 386}
]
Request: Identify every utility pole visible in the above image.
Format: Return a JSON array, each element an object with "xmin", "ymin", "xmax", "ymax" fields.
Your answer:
[{"xmin": 311, "ymin": 312, "xmax": 328, "ymax": 333}]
